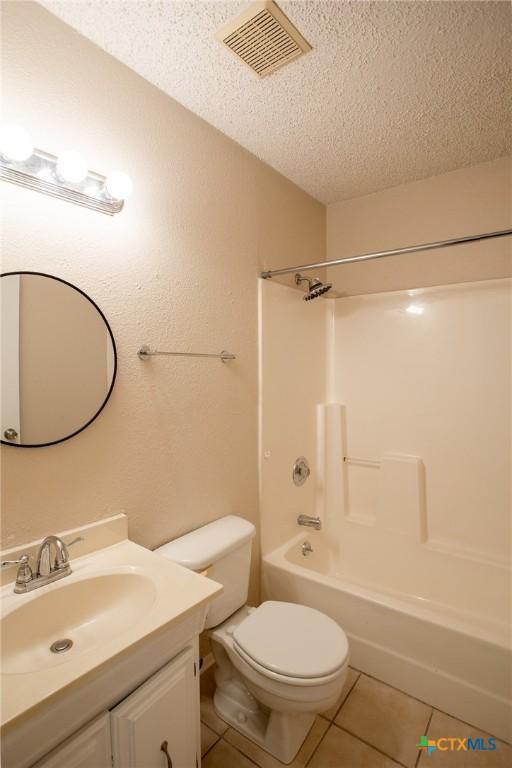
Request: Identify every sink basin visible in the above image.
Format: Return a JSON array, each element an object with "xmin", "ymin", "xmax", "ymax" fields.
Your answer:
[
  {"xmin": 2, "ymin": 571, "xmax": 156, "ymax": 674},
  {"xmin": 0, "ymin": 532, "xmax": 223, "ymax": 731}
]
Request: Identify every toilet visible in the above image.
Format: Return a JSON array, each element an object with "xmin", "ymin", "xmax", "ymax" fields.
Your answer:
[{"xmin": 156, "ymin": 515, "xmax": 349, "ymax": 764}]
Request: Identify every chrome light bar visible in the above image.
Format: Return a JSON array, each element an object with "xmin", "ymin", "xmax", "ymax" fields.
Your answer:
[{"xmin": 0, "ymin": 149, "xmax": 124, "ymax": 216}]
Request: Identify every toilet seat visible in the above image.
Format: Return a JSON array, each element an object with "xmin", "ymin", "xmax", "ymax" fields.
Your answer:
[
  {"xmin": 232, "ymin": 641, "xmax": 348, "ymax": 687},
  {"xmin": 232, "ymin": 601, "xmax": 349, "ymax": 681}
]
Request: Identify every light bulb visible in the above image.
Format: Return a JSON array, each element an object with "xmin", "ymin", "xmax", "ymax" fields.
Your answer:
[
  {"xmin": 0, "ymin": 124, "xmax": 33, "ymax": 161},
  {"xmin": 105, "ymin": 170, "xmax": 133, "ymax": 200},
  {"xmin": 38, "ymin": 168, "xmax": 53, "ymax": 181},
  {"xmin": 56, "ymin": 150, "xmax": 88, "ymax": 184}
]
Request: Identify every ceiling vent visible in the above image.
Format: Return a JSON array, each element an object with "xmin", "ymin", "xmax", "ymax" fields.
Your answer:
[{"xmin": 215, "ymin": 1, "xmax": 312, "ymax": 78}]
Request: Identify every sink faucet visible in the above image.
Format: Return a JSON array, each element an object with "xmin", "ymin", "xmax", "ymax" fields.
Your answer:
[
  {"xmin": 297, "ymin": 514, "xmax": 322, "ymax": 530},
  {"xmin": 1, "ymin": 535, "xmax": 83, "ymax": 594},
  {"xmin": 36, "ymin": 535, "xmax": 72, "ymax": 578}
]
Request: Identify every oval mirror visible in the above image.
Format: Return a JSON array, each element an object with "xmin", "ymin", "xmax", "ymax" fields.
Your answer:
[{"xmin": 1, "ymin": 272, "xmax": 117, "ymax": 447}]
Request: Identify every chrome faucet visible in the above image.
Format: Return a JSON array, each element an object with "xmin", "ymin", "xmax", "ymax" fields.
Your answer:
[
  {"xmin": 36, "ymin": 535, "xmax": 71, "ymax": 578},
  {"xmin": 1, "ymin": 535, "xmax": 83, "ymax": 594},
  {"xmin": 297, "ymin": 514, "xmax": 322, "ymax": 530}
]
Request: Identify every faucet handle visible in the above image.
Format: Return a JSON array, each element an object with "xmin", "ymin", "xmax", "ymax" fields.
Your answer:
[
  {"xmin": 65, "ymin": 537, "xmax": 84, "ymax": 548},
  {"xmin": 1, "ymin": 553, "xmax": 30, "ymax": 568},
  {"xmin": 54, "ymin": 536, "xmax": 84, "ymax": 570},
  {"xmin": 1, "ymin": 554, "xmax": 33, "ymax": 588},
  {"xmin": 58, "ymin": 536, "xmax": 84, "ymax": 566}
]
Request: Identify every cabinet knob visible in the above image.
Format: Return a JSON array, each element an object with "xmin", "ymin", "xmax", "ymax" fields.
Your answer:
[
  {"xmin": 3, "ymin": 428, "xmax": 18, "ymax": 441},
  {"xmin": 160, "ymin": 740, "xmax": 173, "ymax": 767}
]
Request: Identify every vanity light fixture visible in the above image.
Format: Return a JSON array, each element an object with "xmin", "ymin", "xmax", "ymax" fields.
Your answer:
[{"xmin": 0, "ymin": 124, "xmax": 132, "ymax": 215}]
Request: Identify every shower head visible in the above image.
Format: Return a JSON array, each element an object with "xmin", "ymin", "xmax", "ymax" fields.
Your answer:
[{"xmin": 295, "ymin": 273, "xmax": 332, "ymax": 301}]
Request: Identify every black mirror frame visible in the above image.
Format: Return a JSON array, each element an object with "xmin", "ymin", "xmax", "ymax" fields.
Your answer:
[{"xmin": 0, "ymin": 271, "xmax": 117, "ymax": 448}]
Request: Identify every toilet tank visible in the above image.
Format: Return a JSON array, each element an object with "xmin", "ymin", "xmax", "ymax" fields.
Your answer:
[{"xmin": 155, "ymin": 515, "xmax": 256, "ymax": 628}]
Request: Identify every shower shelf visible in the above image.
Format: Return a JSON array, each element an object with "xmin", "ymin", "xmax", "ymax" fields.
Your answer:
[
  {"xmin": 137, "ymin": 345, "xmax": 236, "ymax": 363},
  {"xmin": 343, "ymin": 456, "xmax": 381, "ymax": 468}
]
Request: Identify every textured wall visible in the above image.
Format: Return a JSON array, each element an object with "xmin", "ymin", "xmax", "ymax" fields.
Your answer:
[
  {"xmin": 0, "ymin": 0, "xmax": 325, "ymax": 599},
  {"xmin": 327, "ymin": 156, "xmax": 511, "ymax": 296}
]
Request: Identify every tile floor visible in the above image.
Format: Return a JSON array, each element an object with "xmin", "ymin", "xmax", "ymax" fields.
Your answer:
[{"xmin": 200, "ymin": 666, "xmax": 511, "ymax": 768}]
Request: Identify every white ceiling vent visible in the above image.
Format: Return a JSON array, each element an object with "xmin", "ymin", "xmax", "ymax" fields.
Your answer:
[{"xmin": 215, "ymin": 1, "xmax": 312, "ymax": 78}]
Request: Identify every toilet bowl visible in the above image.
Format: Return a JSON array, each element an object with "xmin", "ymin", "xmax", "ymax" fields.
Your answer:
[
  {"xmin": 156, "ymin": 516, "xmax": 350, "ymax": 764},
  {"xmin": 209, "ymin": 603, "xmax": 348, "ymax": 762}
]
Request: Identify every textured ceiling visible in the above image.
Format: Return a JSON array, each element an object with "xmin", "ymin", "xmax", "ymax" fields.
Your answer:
[{"xmin": 40, "ymin": 0, "xmax": 511, "ymax": 204}]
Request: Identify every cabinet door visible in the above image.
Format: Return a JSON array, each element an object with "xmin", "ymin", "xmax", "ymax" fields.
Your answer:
[
  {"xmin": 111, "ymin": 646, "xmax": 198, "ymax": 768},
  {"xmin": 32, "ymin": 713, "xmax": 111, "ymax": 768}
]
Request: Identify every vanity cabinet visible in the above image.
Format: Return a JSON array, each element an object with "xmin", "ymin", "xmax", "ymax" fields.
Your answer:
[
  {"xmin": 31, "ymin": 647, "xmax": 199, "ymax": 768},
  {"xmin": 111, "ymin": 646, "xmax": 198, "ymax": 768},
  {"xmin": 32, "ymin": 714, "xmax": 111, "ymax": 768},
  {"xmin": 1, "ymin": 520, "xmax": 219, "ymax": 768}
]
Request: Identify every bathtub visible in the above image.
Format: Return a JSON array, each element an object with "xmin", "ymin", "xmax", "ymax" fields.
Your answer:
[{"xmin": 262, "ymin": 533, "xmax": 512, "ymax": 743}]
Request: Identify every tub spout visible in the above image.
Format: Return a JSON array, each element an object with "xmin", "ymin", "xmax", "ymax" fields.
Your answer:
[{"xmin": 297, "ymin": 514, "xmax": 322, "ymax": 530}]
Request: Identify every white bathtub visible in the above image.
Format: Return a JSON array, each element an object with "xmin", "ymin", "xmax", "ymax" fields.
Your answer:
[{"xmin": 262, "ymin": 533, "xmax": 512, "ymax": 743}]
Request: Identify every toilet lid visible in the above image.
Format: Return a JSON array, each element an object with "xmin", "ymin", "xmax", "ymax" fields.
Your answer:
[{"xmin": 233, "ymin": 601, "xmax": 349, "ymax": 679}]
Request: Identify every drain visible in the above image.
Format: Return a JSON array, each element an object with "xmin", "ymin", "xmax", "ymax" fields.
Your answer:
[{"xmin": 50, "ymin": 638, "xmax": 73, "ymax": 654}]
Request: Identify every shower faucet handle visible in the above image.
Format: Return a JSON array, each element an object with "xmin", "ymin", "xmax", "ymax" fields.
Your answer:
[{"xmin": 293, "ymin": 456, "xmax": 310, "ymax": 486}]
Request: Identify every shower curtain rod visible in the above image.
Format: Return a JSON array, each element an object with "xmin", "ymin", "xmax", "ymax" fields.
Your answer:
[{"xmin": 260, "ymin": 228, "xmax": 512, "ymax": 279}]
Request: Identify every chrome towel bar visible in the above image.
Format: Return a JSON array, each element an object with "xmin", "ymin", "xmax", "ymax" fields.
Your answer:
[{"xmin": 137, "ymin": 345, "xmax": 236, "ymax": 362}]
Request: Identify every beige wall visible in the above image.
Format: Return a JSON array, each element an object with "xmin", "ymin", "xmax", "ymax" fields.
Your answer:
[
  {"xmin": 327, "ymin": 156, "xmax": 511, "ymax": 296},
  {"xmin": 0, "ymin": 0, "xmax": 325, "ymax": 604}
]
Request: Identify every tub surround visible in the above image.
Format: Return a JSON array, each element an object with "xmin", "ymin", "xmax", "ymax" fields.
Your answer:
[
  {"xmin": 261, "ymin": 277, "xmax": 511, "ymax": 566},
  {"xmin": 259, "ymin": 279, "xmax": 327, "ymax": 556},
  {"xmin": 329, "ymin": 279, "xmax": 511, "ymax": 566},
  {"xmin": 260, "ymin": 277, "xmax": 512, "ymax": 742},
  {"xmin": 0, "ymin": 514, "xmax": 222, "ymax": 766},
  {"xmin": 311, "ymin": 405, "xmax": 510, "ymax": 628}
]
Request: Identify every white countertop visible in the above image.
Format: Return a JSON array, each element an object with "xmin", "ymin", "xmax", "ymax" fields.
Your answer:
[{"xmin": 0, "ymin": 538, "xmax": 222, "ymax": 727}]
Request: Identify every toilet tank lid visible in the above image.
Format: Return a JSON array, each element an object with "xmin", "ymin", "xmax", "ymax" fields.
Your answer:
[{"xmin": 154, "ymin": 515, "xmax": 256, "ymax": 571}]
